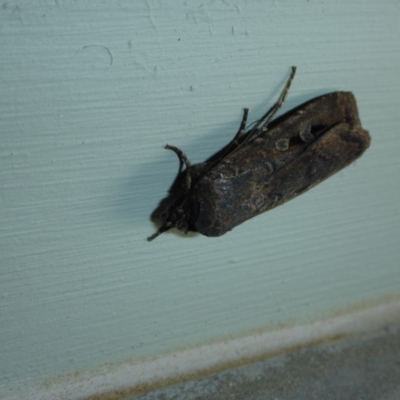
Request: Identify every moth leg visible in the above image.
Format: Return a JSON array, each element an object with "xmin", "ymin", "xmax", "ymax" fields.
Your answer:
[
  {"xmin": 147, "ymin": 223, "xmax": 173, "ymax": 242},
  {"xmin": 165, "ymin": 144, "xmax": 191, "ymax": 169},
  {"xmin": 244, "ymin": 66, "xmax": 297, "ymax": 145},
  {"xmin": 233, "ymin": 107, "xmax": 249, "ymax": 141},
  {"xmin": 221, "ymin": 108, "xmax": 249, "ymax": 153},
  {"xmin": 260, "ymin": 65, "xmax": 297, "ymax": 129},
  {"xmin": 165, "ymin": 144, "xmax": 192, "ymax": 189},
  {"xmin": 206, "ymin": 108, "xmax": 249, "ymax": 165}
]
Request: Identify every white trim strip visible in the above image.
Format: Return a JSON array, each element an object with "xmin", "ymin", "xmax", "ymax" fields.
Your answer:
[{"xmin": 9, "ymin": 299, "xmax": 400, "ymax": 400}]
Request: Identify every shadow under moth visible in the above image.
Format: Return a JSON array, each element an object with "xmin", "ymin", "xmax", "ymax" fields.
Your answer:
[{"xmin": 148, "ymin": 67, "xmax": 370, "ymax": 241}]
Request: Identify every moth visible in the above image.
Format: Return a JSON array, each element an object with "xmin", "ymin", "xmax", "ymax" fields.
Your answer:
[{"xmin": 148, "ymin": 67, "xmax": 370, "ymax": 241}]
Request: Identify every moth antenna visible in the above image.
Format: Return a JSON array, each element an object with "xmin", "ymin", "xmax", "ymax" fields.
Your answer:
[
  {"xmin": 165, "ymin": 144, "xmax": 192, "ymax": 190},
  {"xmin": 147, "ymin": 223, "xmax": 173, "ymax": 242}
]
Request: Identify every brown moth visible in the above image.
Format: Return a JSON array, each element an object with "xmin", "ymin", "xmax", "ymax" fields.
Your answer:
[{"xmin": 148, "ymin": 67, "xmax": 370, "ymax": 241}]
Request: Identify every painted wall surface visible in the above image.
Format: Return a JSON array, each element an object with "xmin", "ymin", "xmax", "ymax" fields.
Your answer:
[{"xmin": 1, "ymin": 0, "xmax": 399, "ymax": 397}]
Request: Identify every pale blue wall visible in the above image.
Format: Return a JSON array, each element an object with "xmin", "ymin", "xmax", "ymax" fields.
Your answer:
[{"xmin": 1, "ymin": 0, "xmax": 400, "ymax": 397}]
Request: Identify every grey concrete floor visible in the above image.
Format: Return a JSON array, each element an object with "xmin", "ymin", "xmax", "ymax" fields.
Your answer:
[{"xmin": 129, "ymin": 324, "xmax": 400, "ymax": 400}]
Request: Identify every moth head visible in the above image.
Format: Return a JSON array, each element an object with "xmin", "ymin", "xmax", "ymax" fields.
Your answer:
[
  {"xmin": 147, "ymin": 144, "xmax": 193, "ymax": 242},
  {"xmin": 147, "ymin": 198, "xmax": 190, "ymax": 241}
]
